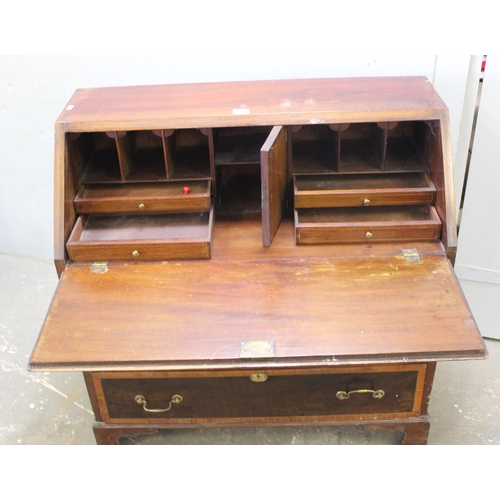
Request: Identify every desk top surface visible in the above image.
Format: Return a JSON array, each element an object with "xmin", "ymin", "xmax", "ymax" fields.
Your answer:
[
  {"xmin": 30, "ymin": 221, "xmax": 485, "ymax": 372},
  {"xmin": 58, "ymin": 76, "xmax": 447, "ymax": 132}
]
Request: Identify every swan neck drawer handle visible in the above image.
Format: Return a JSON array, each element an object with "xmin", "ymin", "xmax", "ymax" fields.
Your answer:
[
  {"xmin": 135, "ymin": 394, "xmax": 183, "ymax": 413},
  {"xmin": 336, "ymin": 389, "xmax": 385, "ymax": 400}
]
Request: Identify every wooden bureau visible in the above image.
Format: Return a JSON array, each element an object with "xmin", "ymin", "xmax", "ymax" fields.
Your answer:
[{"xmin": 29, "ymin": 77, "xmax": 486, "ymax": 444}]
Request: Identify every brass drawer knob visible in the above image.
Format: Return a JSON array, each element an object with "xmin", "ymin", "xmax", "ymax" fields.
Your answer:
[
  {"xmin": 132, "ymin": 250, "xmax": 140, "ymax": 257},
  {"xmin": 365, "ymin": 231, "xmax": 373, "ymax": 239},
  {"xmin": 138, "ymin": 203, "xmax": 146, "ymax": 210},
  {"xmin": 363, "ymin": 198, "xmax": 371, "ymax": 206},
  {"xmin": 135, "ymin": 394, "xmax": 183, "ymax": 413},
  {"xmin": 250, "ymin": 373, "xmax": 268, "ymax": 382},
  {"xmin": 336, "ymin": 389, "xmax": 385, "ymax": 400}
]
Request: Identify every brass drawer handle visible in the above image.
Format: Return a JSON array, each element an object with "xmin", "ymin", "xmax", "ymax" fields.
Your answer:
[
  {"xmin": 365, "ymin": 231, "xmax": 373, "ymax": 239},
  {"xmin": 132, "ymin": 250, "xmax": 140, "ymax": 257},
  {"xmin": 138, "ymin": 203, "xmax": 146, "ymax": 210},
  {"xmin": 135, "ymin": 394, "xmax": 183, "ymax": 413},
  {"xmin": 363, "ymin": 198, "xmax": 371, "ymax": 206},
  {"xmin": 250, "ymin": 373, "xmax": 268, "ymax": 382},
  {"xmin": 336, "ymin": 389, "xmax": 385, "ymax": 400}
]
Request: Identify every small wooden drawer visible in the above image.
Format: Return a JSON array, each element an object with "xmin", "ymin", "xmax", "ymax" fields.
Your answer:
[
  {"xmin": 295, "ymin": 205, "xmax": 441, "ymax": 244},
  {"xmin": 66, "ymin": 208, "xmax": 214, "ymax": 262},
  {"xmin": 92, "ymin": 365, "xmax": 427, "ymax": 424},
  {"xmin": 74, "ymin": 180, "xmax": 211, "ymax": 214},
  {"xmin": 294, "ymin": 173, "xmax": 436, "ymax": 208}
]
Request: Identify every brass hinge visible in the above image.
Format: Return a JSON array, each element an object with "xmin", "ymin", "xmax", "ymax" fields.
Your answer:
[
  {"xmin": 402, "ymin": 249, "xmax": 420, "ymax": 263},
  {"xmin": 91, "ymin": 262, "xmax": 108, "ymax": 274},
  {"xmin": 239, "ymin": 340, "xmax": 275, "ymax": 360}
]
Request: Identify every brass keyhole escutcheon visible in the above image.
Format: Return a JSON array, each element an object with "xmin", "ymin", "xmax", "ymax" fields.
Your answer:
[
  {"xmin": 250, "ymin": 373, "xmax": 268, "ymax": 382},
  {"xmin": 363, "ymin": 198, "xmax": 371, "ymax": 206},
  {"xmin": 138, "ymin": 203, "xmax": 146, "ymax": 210},
  {"xmin": 132, "ymin": 250, "xmax": 140, "ymax": 257},
  {"xmin": 366, "ymin": 231, "xmax": 373, "ymax": 239}
]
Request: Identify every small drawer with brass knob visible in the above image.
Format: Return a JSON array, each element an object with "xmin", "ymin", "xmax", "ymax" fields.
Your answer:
[
  {"xmin": 74, "ymin": 180, "xmax": 212, "ymax": 214},
  {"xmin": 293, "ymin": 173, "xmax": 436, "ymax": 209},
  {"xmin": 66, "ymin": 208, "xmax": 214, "ymax": 262},
  {"xmin": 295, "ymin": 205, "xmax": 441, "ymax": 245}
]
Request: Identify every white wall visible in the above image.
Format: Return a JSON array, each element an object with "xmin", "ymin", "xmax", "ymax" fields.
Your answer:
[
  {"xmin": 0, "ymin": 55, "xmax": 474, "ymax": 263},
  {"xmin": 455, "ymin": 55, "xmax": 500, "ymax": 339}
]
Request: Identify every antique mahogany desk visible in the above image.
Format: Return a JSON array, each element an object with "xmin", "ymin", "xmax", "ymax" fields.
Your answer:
[{"xmin": 30, "ymin": 77, "xmax": 486, "ymax": 444}]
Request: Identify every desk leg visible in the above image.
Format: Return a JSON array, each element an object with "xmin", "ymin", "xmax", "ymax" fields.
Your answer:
[
  {"xmin": 369, "ymin": 416, "xmax": 430, "ymax": 445},
  {"xmin": 93, "ymin": 423, "xmax": 158, "ymax": 445}
]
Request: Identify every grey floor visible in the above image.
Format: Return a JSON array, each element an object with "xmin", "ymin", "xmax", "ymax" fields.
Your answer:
[{"xmin": 1, "ymin": 253, "xmax": 499, "ymax": 445}]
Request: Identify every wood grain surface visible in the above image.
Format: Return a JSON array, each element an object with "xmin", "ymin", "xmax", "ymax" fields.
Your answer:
[
  {"xmin": 57, "ymin": 77, "xmax": 446, "ymax": 132},
  {"xmin": 30, "ymin": 250, "xmax": 485, "ymax": 371}
]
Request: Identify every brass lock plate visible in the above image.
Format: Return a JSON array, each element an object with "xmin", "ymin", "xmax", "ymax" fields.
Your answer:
[
  {"xmin": 239, "ymin": 340, "xmax": 275, "ymax": 359},
  {"xmin": 91, "ymin": 262, "xmax": 108, "ymax": 274},
  {"xmin": 402, "ymin": 248, "xmax": 421, "ymax": 263}
]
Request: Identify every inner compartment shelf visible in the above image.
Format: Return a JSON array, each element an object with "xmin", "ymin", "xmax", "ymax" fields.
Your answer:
[
  {"xmin": 77, "ymin": 131, "xmax": 167, "ymax": 183},
  {"xmin": 294, "ymin": 173, "xmax": 436, "ymax": 208},
  {"xmin": 291, "ymin": 121, "xmax": 435, "ymax": 175},
  {"xmin": 122, "ymin": 130, "xmax": 167, "ymax": 181},
  {"xmin": 75, "ymin": 129, "xmax": 212, "ymax": 184},
  {"xmin": 166, "ymin": 129, "xmax": 211, "ymax": 180},
  {"xmin": 291, "ymin": 125, "xmax": 338, "ymax": 174},
  {"xmin": 384, "ymin": 121, "xmax": 430, "ymax": 172},
  {"xmin": 338, "ymin": 123, "xmax": 383, "ymax": 173},
  {"xmin": 216, "ymin": 165, "xmax": 262, "ymax": 219},
  {"xmin": 66, "ymin": 210, "xmax": 214, "ymax": 262},
  {"xmin": 76, "ymin": 132, "xmax": 123, "ymax": 183},
  {"xmin": 214, "ymin": 127, "xmax": 273, "ymax": 220},
  {"xmin": 215, "ymin": 127, "xmax": 272, "ymax": 165},
  {"xmin": 74, "ymin": 180, "xmax": 212, "ymax": 214}
]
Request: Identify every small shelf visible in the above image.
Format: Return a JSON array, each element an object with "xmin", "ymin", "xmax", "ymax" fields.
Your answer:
[
  {"xmin": 338, "ymin": 123, "xmax": 383, "ymax": 173},
  {"xmin": 78, "ymin": 133, "xmax": 122, "ymax": 183},
  {"xmin": 76, "ymin": 130, "xmax": 213, "ymax": 184},
  {"xmin": 67, "ymin": 209, "xmax": 214, "ymax": 262},
  {"xmin": 291, "ymin": 121, "xmax": 434, "ymax": 175},
  {"xmin": 166, "ymin": 129, "xmax": 211, "ymax": 180},
  {"xmin": 291, "ymin": 125, "xmax": 338, "ymax": 174},
  {"xmin": 216, "ymin": 165, "xmax": 262, "ymax": 219},
  {"xmin": 124, "ymin": 131, "xmax": 167, "ymax": 181},
  {"xmin": 384, "ymin": 121, "xmax": 430, "ymax": 172},
  {"xmin": 215, "ymin": 127, "xmax": 272, "ymax": 165}
]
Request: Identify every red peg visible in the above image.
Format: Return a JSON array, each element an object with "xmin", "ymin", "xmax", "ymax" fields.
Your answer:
[{"xmin": 183, "ymin": 186, "xmax": 191, "ymax": 195}]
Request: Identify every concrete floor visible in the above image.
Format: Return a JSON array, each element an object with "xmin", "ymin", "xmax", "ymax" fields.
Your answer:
[{"xmin": 1, "ymin": 253, "xmax": 499, "ymax": 445}]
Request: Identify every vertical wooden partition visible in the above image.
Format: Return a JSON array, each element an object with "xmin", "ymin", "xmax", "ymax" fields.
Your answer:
[{"xmin": 261, "ymin": 126, "xmax": 287, "ymax": 247}]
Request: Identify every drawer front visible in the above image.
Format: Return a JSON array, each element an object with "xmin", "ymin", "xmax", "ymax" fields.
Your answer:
[
  {"xmin": 66, "ymin": 209, "xmax": 213, "ymax": 262},
  {"xmin": 67, "ymin": 240, "xmax": 212, "ymax": 262},
  {"xmin": 74, "ymin": 181, "xmax": 212, "ymax": 214},
  {"xmin": 295, "ymin": 205, "xmax": 441, "ymax": 244},
  {"xmin": 94, "ymin": 365, "xmax": 426, "ymax": 424},
  {"xmin": 295, "ymin": 191, "xmax": 436, "ymax": 209},
  {"xmin": 296, "ymin": 222, "xmax": 441, "ymax": 244},
  {"xmin": 294, "ymin": 173, "xmax": 436, "ymax": 209}
]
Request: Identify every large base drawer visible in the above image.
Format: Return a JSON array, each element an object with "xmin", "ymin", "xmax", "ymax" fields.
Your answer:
[{"xmin": 92, "ymin": 365, "xmax": 427, "ymax": 424}]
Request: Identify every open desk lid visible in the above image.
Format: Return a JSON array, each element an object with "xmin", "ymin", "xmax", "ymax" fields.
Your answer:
[{"xmin": 30, "ymin": 253, "xmax": 486, "ymax": 372}]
